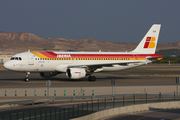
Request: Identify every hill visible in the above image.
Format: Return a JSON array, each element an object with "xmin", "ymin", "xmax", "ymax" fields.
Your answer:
[{"xmin": 0, "ymin": 32, "xmax": 180, "ymax": 55}]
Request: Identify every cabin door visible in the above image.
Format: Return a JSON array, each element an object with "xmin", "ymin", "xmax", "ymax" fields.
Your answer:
[{"xmin": 28, "ymin": 54, "xmax": 34, "ymax": 65}]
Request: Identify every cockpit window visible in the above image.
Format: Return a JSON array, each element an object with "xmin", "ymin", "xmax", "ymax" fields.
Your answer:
[
  {"xmin": 10, "ymin": 57, "xmax": 15, "ymax": 60},
  {"xmin": 10, "ymin": 57, "xmax": 22, "ymax": 60}
]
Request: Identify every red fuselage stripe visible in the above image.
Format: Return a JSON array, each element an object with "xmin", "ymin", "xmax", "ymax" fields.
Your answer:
[{"xmin": 37, "ymin": 52, "xmax": 163, "ymax": 58}]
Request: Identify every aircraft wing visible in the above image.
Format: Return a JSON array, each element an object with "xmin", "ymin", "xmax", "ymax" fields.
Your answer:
[
  {"xmin": 67, "ymin": 61, "xmax": 142, "ymax": 69},
  {"xmin": 67, "ymin": 56, "xmax": 163, "ymax": 69}
]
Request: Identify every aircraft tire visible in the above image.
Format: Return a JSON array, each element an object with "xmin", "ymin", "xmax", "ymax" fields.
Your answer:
[
  {"xmin": 25, "ymin": 78, "xmax": 29, "ymax": 82},
  {"xmin": 88, "ymin": 76, "xmax": 96, "ymax": 81},
  {"xmin": 91, "ymin": 76, "xmax": 96, "ymax": 81},
  {"xmin": 88, "ymin": 76, "xmax": 92, "ymax": 81}
]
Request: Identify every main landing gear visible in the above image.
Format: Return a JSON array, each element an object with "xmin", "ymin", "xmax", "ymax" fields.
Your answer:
[
  {"xmin": 88, "ymin": 76, "xmax": 96, "ymax": 81},
  {"xmin": 25, "ymin": 72, "xmax": 30, "ymax": 82}
]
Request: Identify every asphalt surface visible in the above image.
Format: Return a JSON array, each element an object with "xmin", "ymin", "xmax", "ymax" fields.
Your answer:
[
  {"xmin": 0, "ymin": 64, "xmax": 179, "ymax": 88},
  {"xmin": 0, "ymin": 71, "xmax": 178, "ymax": 88},
  {"xmin": 0, "ymin": 63, "xmax": 180, "ymax": 120}
]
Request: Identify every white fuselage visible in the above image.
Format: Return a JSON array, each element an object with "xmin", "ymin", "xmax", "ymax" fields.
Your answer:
[{"xmin": 3, "ymin": 51, "xmax": 159, "ymax": 73}]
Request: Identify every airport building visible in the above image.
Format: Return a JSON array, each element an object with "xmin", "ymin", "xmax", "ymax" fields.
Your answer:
[{"xmin": 0, "ymin": 55, "xmax": 12, "ymax": 63}]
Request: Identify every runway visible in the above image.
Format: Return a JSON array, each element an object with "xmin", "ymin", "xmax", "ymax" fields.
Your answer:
[
  {"xmin": 0, "ymin": 64, "xmax": 179, "ymax": 88},
  {"xmin": 0, "ymin": 71, "xmax": 177, "ymax": 88}
]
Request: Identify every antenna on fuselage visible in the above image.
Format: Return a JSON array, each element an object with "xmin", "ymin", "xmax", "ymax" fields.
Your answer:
[
  {"xmin": 28, "ymin": 49, "xmax": 30, "ymax": 52},
  {"xmin": 99, "ymin": 50, "xmax": 101, "ymax": 52}
]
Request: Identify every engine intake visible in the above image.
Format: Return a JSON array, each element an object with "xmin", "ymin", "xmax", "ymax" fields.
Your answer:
[{"xmin": 66, "ymin": 68, "xmax": 86, "ymax": 79}]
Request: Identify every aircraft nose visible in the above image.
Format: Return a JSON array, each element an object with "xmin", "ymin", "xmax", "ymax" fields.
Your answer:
[{"xmin": 3, "ymin": 61, "xmax": 11, "ymax": 70}]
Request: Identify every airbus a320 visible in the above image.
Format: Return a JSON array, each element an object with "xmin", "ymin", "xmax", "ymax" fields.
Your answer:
[{"xmin": 3, "ymin": 24, "xmax": 163, "ymax": 82}]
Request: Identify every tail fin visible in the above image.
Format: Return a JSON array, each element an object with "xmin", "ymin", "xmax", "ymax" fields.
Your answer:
[{"xmin": 131, "ymin": 24, "xmax": 161, "ymax": 54}]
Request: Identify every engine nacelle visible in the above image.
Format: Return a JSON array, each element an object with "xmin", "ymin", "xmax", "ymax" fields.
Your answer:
[
  {"xmin": 66, "ymin": 68, "xmax": 86, "ymax": 79},
  {"xmin": 40, "ymin": 72, "xmax": 57, "ymax": 78}
]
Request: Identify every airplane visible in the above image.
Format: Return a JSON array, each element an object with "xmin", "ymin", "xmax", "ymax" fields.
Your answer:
[{"xmin": 3, "ymin": 24, "xmax": 163, "ymax": 82}]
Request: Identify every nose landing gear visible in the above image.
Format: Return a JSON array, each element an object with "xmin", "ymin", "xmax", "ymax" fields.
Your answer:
[{"xmin": 25, "ymin": 72, "xmax": 30, "ymax": 82}]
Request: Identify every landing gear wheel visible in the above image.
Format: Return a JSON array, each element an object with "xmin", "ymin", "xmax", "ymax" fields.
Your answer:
[
  {"xmin": 88, "ymin": 76, "xmax": 96, "ymax": 81},
  {"xmin": 88, "ymin": 76, "xmax": 91, "ymax": 81},
  {"xmin": 25, "ymin": 72, "xmax": 30, "ymax": 82},
  {"xmin": 25, "ymin": 77, "xmax": 29, "ymax": 82}
]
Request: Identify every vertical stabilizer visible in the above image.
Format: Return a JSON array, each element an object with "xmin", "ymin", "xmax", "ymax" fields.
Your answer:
[{"xmin": 131, "ymin": 24, "xmax": 161, "ymax": 54}]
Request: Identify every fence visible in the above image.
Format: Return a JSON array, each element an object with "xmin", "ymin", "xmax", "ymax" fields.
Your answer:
[
  {"xmin": 0, "ymin": 92, "xmax": 180, "ymax": 120},
  {"xmin": 1, "ymin": 88, "xmax": 95, "ymax": 97}
]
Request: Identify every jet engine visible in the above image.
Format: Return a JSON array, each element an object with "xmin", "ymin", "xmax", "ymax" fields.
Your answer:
[
  {"xmin": 66, "ymin": 68, "xmax": 86, "ymax": 79},
  {"xmin": 40, "ymin": 72, "xmax": 57, "ymax": 78}
]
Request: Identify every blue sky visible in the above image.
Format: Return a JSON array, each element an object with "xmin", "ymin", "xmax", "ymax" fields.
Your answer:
[{"xmin": 0, "ymin": 0, "xmax": 180, "ymax": 43}]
